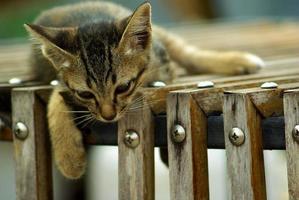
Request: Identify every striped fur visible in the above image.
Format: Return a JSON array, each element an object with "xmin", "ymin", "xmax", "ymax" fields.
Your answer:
[{"xmin": 25, "ymin": 1, "xmax": 263, "ymax": 179}]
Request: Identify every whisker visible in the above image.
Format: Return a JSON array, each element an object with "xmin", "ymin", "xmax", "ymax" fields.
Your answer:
[
  {"xmin": 73, "ymin": 114, "xmax": 92, "ymax": 121},
  {"xmin": 76, "ymin": 115, "xmax": 95, "ymax": 126},
  {"xmin": 61, "ymin": 110, "xmax": 90, "ymax": 113},
  {"xmin": 82, "ymin": 117, "xmax": 95, "ymax": 128},
  {"xmin": 129, "ymin": 99, "xmax": 164, "ymax": 110}
]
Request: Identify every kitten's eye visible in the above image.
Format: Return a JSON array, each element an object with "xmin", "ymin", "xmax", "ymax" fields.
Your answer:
[
  {"xmin": 76, "ymin": 91, "xmax": 94, "ymax": 99},
  {"xmin": 115, "ymin": 81, "xmax": 132, "ymax": 94}
]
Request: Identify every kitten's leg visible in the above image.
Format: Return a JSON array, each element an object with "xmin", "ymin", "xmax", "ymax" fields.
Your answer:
[
  {"xmin": 154, "ymin": 26, "xmax": 264, "ymax": 75},
  {"xmin": 48, "ymin": 88, "xmax": 86, "ymax": 179}
]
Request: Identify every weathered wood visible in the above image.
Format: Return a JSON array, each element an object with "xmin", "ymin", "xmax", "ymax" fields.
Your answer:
[
  {"xmin": 283, "ymin": 89, "xmax": 299, "ymax": 200},
  {"xmin": 12, "ymin": 87, "xmax": 53, "ymax": 200},
  {"xmin": 146, "ymin": 73, "xmax": 299, "ymax": 115},
  {"xmin": 228, "ymin": 82, "xmax": 299, "ymax": 117},
  {"xmin": 223, "ymin": 92, "xmax": 266, "ymax": 200},
  {"xmin": 2, "ymin": 21, "xmax": 299, "ymax": 83},
  {"xmin": 167, "ymin": 91, "xmax": 209, "ymax": 200},
  {"xmin": 118, "ymin": 101, "xmax": 155, "ymax": 200}
]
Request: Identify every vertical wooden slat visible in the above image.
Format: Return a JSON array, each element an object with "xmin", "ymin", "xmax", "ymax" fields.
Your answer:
[
  {"xmin": 223, "ymin": 92, "xmax": 266, "ymax": 200},
  {"xmin": 12, "ymin": 88, "xmax": 53, "ymax": 200},
  {"xmin": 167, "ymin": 91, "xmax": 209, "ymax": 200},
  {"xmin": 118, "ymin": 101, "xmax": 155, "ymax": 200},
  {"xmin": 283, "ymin": 90, "xmax": 299, "ymax": 199}
]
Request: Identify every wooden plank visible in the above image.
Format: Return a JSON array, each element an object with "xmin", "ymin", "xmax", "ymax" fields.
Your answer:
[
  {"xmin": 3, "ymin": 114, "xmax": 287, "ymax": 150},
  {"xmin": 228, "ymin": 82, "xmax": 299, "ymax": 117},
  {"xmin": 283, "ymin": 89, "xmax": 299, "ymax": 199},
  {"xmin": 148, "ymin": 74, "xmax": 299, "ymax": 115},
  {"xmin": 223, "ymin": 92, "xmax": 266, "ymax": 200},
  {"xmin": 189, "ymin": 81, "xmax": 299, "ymax": 118},
  {"xmin": 12, "ymin": 87, "xmax": 53, "ymax": 200},
  {"xmin": 1, "ymin": 21, "xmax": 299, "ymax": 83},
  {"xmin": 167, "ymin": 91, "xmax": 209, "ymax": 200},
  {"xmin": 118, "ymin": 100, "xmax": 155, "ymax": 200}
]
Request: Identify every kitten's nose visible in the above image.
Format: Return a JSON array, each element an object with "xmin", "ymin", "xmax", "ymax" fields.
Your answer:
[{"xmin": 101, "ymin": 104, "xmax": 116, "ymax": 121}]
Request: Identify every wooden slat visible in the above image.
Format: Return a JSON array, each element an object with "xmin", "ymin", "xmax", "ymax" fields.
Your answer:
[
  {"xmin": 223, "ymin": 92, "xmax": 266, "ymax": 200},
  {"xmin": 1, "ymin": 21, "xmax": 299, "ymax": 83},
  {"xmin": 118, "ymin": 101, "xmax": 155, "ymax": 200},
  {"xmin": 147, "ymin": 73, "xmax": 299, "ymax": 115},
  {"xmin": 283, "ymin": 89, "xmax": 299, "ymax": 199},
  {"xmin": 12, "ymin": 87, "xmax": 53, "ymax": 200},
  {"xmin": 167, "ymin": 91, "xmax": 209, "ymax": 200},
  {"xmin": 192, "ymin": 82, "xmax": 291, "ymax": 117},
  {"xmin": 227, "ymin": 82, "xmax": 299, "ymax": 117}
]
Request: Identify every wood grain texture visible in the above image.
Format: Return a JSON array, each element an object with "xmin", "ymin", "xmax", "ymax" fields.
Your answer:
[
  {"xmin": 167, "ymin": 91, "xmax": 209, "ymax": 200},
  {"xmin": 12, "ymin": 87, "xmax": 53, "ymax": 200},
  {"xmin": 118, "ymin": 101, "xmax": 155, "ymax": 200},
  {"xmin": 146, "ymin": 73, "xmax": 299, "ymax": 115},
  {"xmin": 223, "ymin": 93, "xmax": 266, "ymax": 200},
  {"xmin": 283, "ymin": 89, "xmax": 299, "ymax": 200},
  {"xmin": 229, "ymin": 82, "xmax": 299, "ymax": 117}
]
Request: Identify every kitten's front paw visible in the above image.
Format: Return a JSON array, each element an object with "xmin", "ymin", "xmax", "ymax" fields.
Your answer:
[
  {"xmin": 55, "ymin": 143, "xmax": 86, "ymax": 179},
  {"xmin": 222, "ymin": 52, "xmax": 265, "ymax": 75}
]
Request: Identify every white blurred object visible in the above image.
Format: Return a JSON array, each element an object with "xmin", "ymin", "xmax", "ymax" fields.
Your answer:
[{"xmin": 86, "ymin": 147, "xmax": 288, "ymax": 200}]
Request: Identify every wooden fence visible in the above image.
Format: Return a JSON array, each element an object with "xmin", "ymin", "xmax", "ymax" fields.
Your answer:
[{"xmin": 1, "ymin": 20, "xmax": 299, "ymax": 199}]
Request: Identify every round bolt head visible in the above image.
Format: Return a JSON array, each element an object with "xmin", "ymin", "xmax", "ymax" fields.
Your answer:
[
  {"xmin": 9, "ymin": 78, "xmax": 22, "ymax": 84},
  {"xmin": 14, "ymin": 122, "xmax": 28, "ymax": 139},
  {"xmin": 260, "ymin": 82, "xmax": 278, "ymax": 89},
  {"xmin": 50, "ymin": 80, "xmax": 59, "ymax": 86},
  {"xmin": 124, "ymin": 130, "xmax": 140, "ymax": 148},
  {"xmin": 148, "ymin": 81, "xmax": 166, "ymax": 88},
  {"xmin": 229, "ymin": 127, "xmax": 245, "ymax": 146},
  {"xmin": 292, "ymin": 125, "xmax": 299, "ymax": 143},
  {"xmin": 197, "ymin": 81, "xmax": 214, "ymax": 88},
  {"xmin": 172, "ymin": 124, "xmax": 186, "ymax": 143}
]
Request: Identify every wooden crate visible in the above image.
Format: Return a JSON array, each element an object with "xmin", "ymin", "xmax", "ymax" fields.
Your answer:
[{"xmin": 1, "ymin": 20, "xmax": 299, "ymax": 200}]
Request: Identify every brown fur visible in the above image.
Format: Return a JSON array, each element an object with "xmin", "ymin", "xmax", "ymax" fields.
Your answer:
[
  {"xmin": 25, "ymin": 1, "xmax": 264, "ymax": 179},
  {"xmin": 48, "ymin": 89, "xmax": 86, "ymax": 179}
]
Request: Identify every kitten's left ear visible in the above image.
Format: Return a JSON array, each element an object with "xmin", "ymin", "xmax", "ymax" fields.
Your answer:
[
  {"xmin": 24, "ymin": 23, "xmax": 78, "ymax": 70},
  {"xmin": 119, "ymin": 2, "xmax": 152, "ymax": 53}
]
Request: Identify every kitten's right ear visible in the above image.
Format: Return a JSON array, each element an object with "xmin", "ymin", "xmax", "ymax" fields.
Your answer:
[
  {"xmin": 118, "ymin": 2, "xmax": 152, "ymax": 54},
  {"xmin": 24, "ymin": 23, "xmax": 78, "ymax": 70}
]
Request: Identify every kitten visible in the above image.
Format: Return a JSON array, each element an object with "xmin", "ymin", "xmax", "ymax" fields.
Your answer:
[{"xmin": 25, "ymin": 1, "xmax": 264, "ymax": 179}]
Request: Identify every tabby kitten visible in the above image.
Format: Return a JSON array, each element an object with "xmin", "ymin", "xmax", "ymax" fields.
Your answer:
[{"xmin": 25, "ymin": 1, "xmax": 263, "ymax": 179}]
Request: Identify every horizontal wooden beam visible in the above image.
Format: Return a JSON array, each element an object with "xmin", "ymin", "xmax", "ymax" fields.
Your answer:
[
  {"xmin": 146, "ymin": 74, "xmax": 299, "ymax": 114},
  {"xmin": 83, "ymin": 115, "xmax": 285, "ymax": 149}
]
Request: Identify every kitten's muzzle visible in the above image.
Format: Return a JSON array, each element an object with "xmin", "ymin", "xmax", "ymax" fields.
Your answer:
[{"xmin": 100, "ymin": 104, "xmax": 117, "ymax": 121}]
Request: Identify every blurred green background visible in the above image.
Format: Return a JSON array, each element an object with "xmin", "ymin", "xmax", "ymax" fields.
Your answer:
[{"xmin": 0, "ymin": 0, "xmax": 299, "ymax": 39}]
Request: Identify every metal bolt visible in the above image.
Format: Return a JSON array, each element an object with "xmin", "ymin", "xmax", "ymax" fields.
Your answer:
[
  {"xmin": 50, "ymin": 80, "xmax": 59, "ymax": 86},
  {"xmin": 260, "ymin": 82, "xmax": 278, "ymax": 89},
  {"xmin": 292, "ymin": 125, "xmax": 299, "ymax": 143},
  {"xmin": 14, "ymin": 122, "xmax": 28, "ymax": 139},
  {"xmin": 148, "ymin": 81, "xmax": 166, "ymax": 88},
  {"xmin": 229, "ymin": 127, "xmax": 245, "ymax": 146},
  {"xmin": 197, "ymin": 81, "xmax": 214, "ymax": 88},
  {"xmin": 9, "ymin": 78, "xmax": 22, "ymax": 84},
  {"xmin": 172, "ymin": 124, "xmax": 186, "ymax": 143},
  {"xmin": 124, "ymin": 130, "xmax": 140, "ymax": 148}
]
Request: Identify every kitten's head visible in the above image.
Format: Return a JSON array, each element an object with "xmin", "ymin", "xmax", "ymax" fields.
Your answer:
[{"xmin": 25, "ymin": 3, "xmax": 152, "ymax": 122}]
